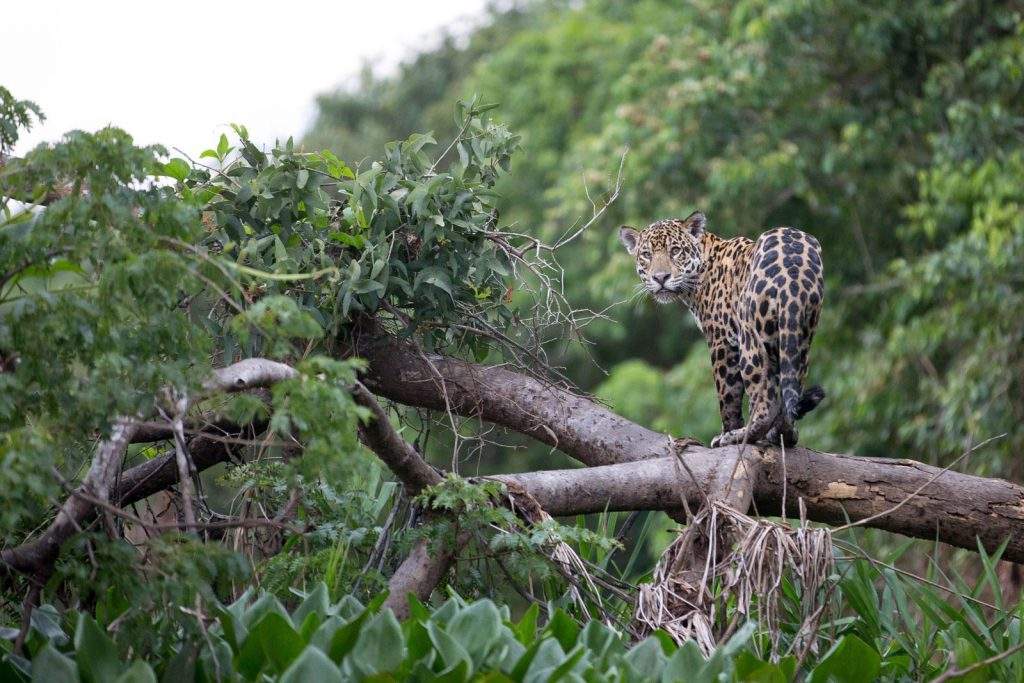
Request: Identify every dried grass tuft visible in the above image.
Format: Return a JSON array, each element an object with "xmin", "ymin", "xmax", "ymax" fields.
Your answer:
[{"xmin": 634, "ymin": 499, "xmax": 834, "ymax": 658}]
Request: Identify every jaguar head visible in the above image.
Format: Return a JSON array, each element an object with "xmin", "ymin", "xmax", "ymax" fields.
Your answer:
[{"xmin": 619, "ymin": 211, "xmax": 706, "ymax": 304}]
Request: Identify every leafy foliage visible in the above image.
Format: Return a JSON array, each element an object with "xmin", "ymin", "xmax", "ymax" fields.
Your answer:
[
  {"xmin": 13, "ymin": 550, "xmax": 1024, "ymax": 682},
  {"xmin": 182, "ymin": 100, "xmax": 519, "ymax": 353},
  {"xmin": 0, "ymin": 86, "xmax": 532, "ymax": 657},
  {"xmin": 0, "ymin": 86, "xmax": 43, "ymax": 159}
]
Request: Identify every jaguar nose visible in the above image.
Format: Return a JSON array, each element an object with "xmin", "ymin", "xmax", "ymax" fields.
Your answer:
[{"xmin": 652, "ymin": 271, "xmax": 671, "ymax": 286}]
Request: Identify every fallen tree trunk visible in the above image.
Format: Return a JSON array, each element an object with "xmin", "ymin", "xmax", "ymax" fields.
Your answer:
[
  {"xmin": 352, "ymin": 330, "xmax": 1024, "ymax": 562},
  {"xmin": 498, "ymin": 446, "xmax": 1024, "ymax": 562},
  {"xmin": 99, "ymin": 416, "xmax": 1024, "ymax": 564}
]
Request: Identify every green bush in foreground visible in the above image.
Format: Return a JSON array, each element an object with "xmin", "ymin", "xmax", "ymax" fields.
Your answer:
[
  {"xmin": 1, "ymin": 586, "xmax": 812, "ymax": 682},
  {"xmin": 7, "ymin": 551, "xmax": 1024, "ymax": 682}
]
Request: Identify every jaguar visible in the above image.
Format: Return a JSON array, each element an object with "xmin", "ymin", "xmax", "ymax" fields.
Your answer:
[{"xmin": 619, "ymin": 211, "xmax": 825, "ymax": 447}]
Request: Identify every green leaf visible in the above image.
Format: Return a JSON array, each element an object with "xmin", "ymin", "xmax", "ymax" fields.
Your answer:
[
  {"xmin": 293, "ymin": 583, "xmax": 330, "ymax": 626},
  {"xmin": 547, "ymin": 645, "xmax": 587, "ymax": 683},
  {"xmin": 328, "ymin": 231, "xmax": 366, "ymax": 248},
  {"xmin": 246, "ymin": 610, "xmax": 305, "ymax": 675},
  {"xmin": 217, "ymin": 133, "xmax": 230, "ymax": 159},
  {"xmin": 427, "ymin": 619, "xmax": 472, "ymax": 673},
  {"xmin": 30, "ymin": 643, "xmax": 77, "ymax": 683},
  {"xmin": 30, "ymin": 604, "xmax": 68, "ymax": 646},
  {"xmin": 274, "ymin": 235, "xmax": 289, "ymax": 263},
  {"xmin": 298, "ymin": 611, "xmax": 322, "ymax": 643},
  {"xmin": 414, "ymin": 266, "xmax": 454, "ymax": 300},
  {"xmin": 161, "ymin": 158, "xmax": 190, "ymax": 182},
  {"xmin": 404, "ymin": 620, "xmax": 436, "ymax": 668},
  {"xmin": 74, "ymin": 613, "xmax": 122, "ymax": 683},
  {"xmin": 406, "ymin": 593, "xmax": 432, "ymax": 624},
  {"xmin": 579, "ymin": 620, "xmax": 618, "ymax": 662},
  {"xmin": 310, "ymin": 615, "xmax": 344, "ymax": 652},
  {"xmin": 234, "ymin": 632, "xmax": 266, "ymax": 681},
  {"xmin": 522, "ymin": 638, "xmax": 566, "ymax": 683},
  {"xmin": 952, "ymin": 637, "xmax": 991, "ymax": 683},
  {"xmin": 445, "ymin": 599, "xmax": 502, "ymax": 666},
  {"xmin": 510, "ymin": 637, "xmax": 545, "ymax": 682},
  {"xmin": 514, "ymin": 603, "xmax": 539, "ymax": 645},
  {"xmin": 662, "ymin": 641, "xmax": 704, "ymax": 683},
  {"xmin": 808, "ymin": 634, "xmax": 881, "ymax": 683},
  {"xmin": 160, "ymin": 643, "xmax": 196, "ymax": 683},
  {"xmin": 280, "ymin": 646, "xmax": 343, "ymax": 683},
  {"xmin": 114, "ymin": 661, "xmax": 157, "ymax": 683},
  {"xmin": 349, "ymin": 610, "xmax": 406, "ymax": 676},
  {"xmin": 624, "ymin": 637, "xmax": 667, "ymax": 680},
  {"xmin": 734, "ymin": 652, "xmax": 786, "ymax": 683},
  {"xmin": 296, "ymin": 169, "xmax": 309, "ymax": 189},
  {"xmin": 544, "ymin": 609, "xmax": 579, "ymax": 652}
]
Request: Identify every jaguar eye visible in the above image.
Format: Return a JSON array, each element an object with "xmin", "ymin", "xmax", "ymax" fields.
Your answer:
[
  {"xmin": 639, "ymin": 251, "xmax": 652, "ymax": 261},
  {"xmin": 670, "ymin": 247, "xmax": 681, "ymax": 258}
]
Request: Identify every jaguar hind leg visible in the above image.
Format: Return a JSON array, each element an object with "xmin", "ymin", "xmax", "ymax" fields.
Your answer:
[{"xmin": 710, "ymin": 330, "xmax": 778, "ymax": 447}]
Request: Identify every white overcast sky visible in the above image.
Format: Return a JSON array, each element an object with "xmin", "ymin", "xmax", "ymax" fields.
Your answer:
[{"xmin": 3, "ymin": 1, "xmax": 487, "ymax": 158}]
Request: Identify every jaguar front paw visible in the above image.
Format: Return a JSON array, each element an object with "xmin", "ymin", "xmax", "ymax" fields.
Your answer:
[{"xmin": 710, "ymin": 432, "xmax": 734, "ymax": 448}]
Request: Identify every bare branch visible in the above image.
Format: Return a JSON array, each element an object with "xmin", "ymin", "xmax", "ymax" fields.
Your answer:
[
  {"xmin": 1, "ymin": 417, "xmax": 138, "ymax": 580},
  {"xmin": 352, "ymin": 382, "xmax": 443, "ymax": 495},
  {"xmin": 203, "ymin": 357, "xmax": 297, "ymax": 393}
]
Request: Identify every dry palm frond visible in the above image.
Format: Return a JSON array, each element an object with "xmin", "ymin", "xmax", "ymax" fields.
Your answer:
[{"xmin": 634, "ymin": 499, "xmax": 834, "ymax": 659}]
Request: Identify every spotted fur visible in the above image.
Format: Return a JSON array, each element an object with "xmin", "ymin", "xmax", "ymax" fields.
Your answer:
[{"xmin": 620, "ymin": 211, "xmax": 824, "ymax": 447}]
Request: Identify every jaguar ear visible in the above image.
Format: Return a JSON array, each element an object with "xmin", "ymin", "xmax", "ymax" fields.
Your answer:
[
  {"xmin": 619, "ymin": 226, "xmax": 639, "ymax": 254},
  {"xmin": 683, "ymin": 211, "xmax": 706, "ymax": 237}
]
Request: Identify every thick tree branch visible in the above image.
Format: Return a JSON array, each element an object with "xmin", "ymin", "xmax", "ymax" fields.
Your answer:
[
  {"xmin": 116, "ymin": 432, "xmax": 253, "ymax": 507},
  {"xmin": 111, "ymin": 423, "xmax": 1024, "ymax": 565},
  {"xmin": 203, "ymin": 357, "xmax": 297, "ymax": 392},
  {"xmin": 352, "ymin": 382, "xmax": 442, "ymax": 495},
  {"xmin": 496, "ymin": 446, "xmax": 1024, "ymax": 562},
  {"xmin": 352, "ymin": 329, "xmax": 1024, "ymax": 562},
  {"xmin": 383, "ymin": 535, "xmax": 465, "ymax": 620},
  {"xmin": 352, "ymin": 321, "xmax": 666, "ymax": 466}
]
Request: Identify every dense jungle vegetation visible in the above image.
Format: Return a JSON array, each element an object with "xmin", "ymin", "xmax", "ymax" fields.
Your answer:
[
  {"xmin": 309, "ymin": 0, "xmax": 1023, "ymax": 475},
  {"xmin": 2, "ymin": 0, "xmax": 1023, "ymax": 680}
]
